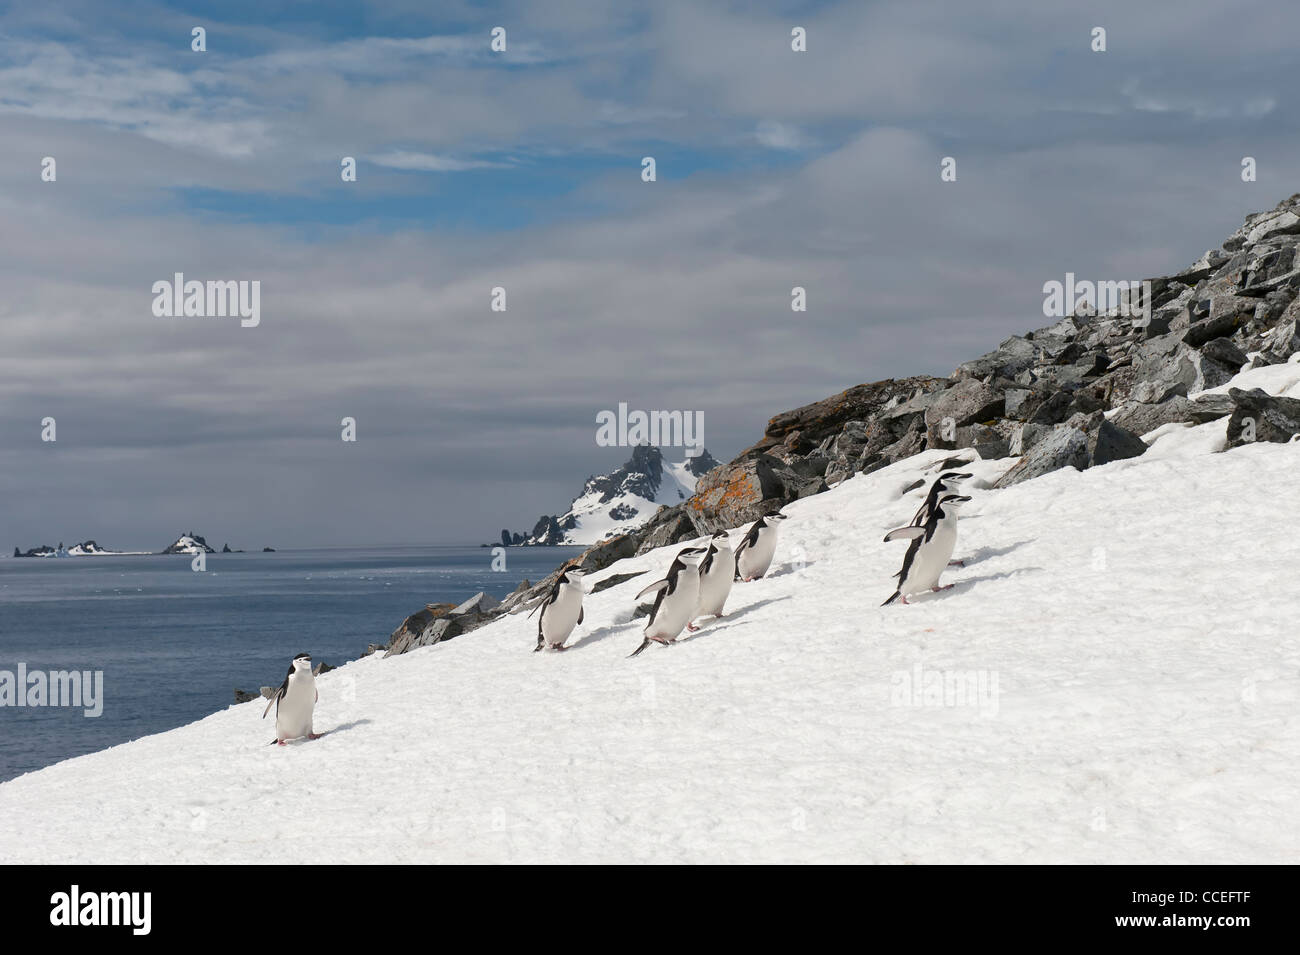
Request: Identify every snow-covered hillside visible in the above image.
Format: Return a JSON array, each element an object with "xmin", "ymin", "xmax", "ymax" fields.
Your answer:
[
  {"xmin": 512, "ymin": 445, "xmax": 718, "ymax": 545},
  {"xmin": 1, "ymin": 406, "xmax": 1296, "ymax": 863}
]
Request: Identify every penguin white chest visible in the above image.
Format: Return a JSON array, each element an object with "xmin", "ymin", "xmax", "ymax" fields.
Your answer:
[
  {"xmin": 541, "ymin": 581, "xmax": 584, "ymax": 646},
  {"xmin": 737, "ymin": 528, "xmax": 778, "ymax": 579},
  {"xmin": 646, "ymin": 568, "xmax": 701, "ymax": 640},
  {"xmin": 903, "ymin": 518, "xmax": 959, "ymax": 595},
  {"xmin": 697, "ymin": 548, "xmax": 734, "ymax": 615},
  {"xmin": 277, "ymin": 671, "xmax": 316, "ymax": 741}
]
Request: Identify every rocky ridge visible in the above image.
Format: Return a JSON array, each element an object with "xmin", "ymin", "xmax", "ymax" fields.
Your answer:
[{"xmin": 375, "ymin": 194, "xmax": 1300, "ymax": 657}]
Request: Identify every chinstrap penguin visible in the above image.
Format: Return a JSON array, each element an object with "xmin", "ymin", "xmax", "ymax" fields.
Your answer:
[
  {"xmin": 910, "ymin": 470, "xmax": 973, "ymax": 527},
  {"xmin": 630, "ymin": 546, "xmax": 707, "ymax": 657},
  {"xmin": 263, "ymin": 652, "xmax": 320, "ymax": 744},
  {"xmin": 882, "ymin": 494, "xmax": 972, "ymax": 605},
  {"xmin": 690, "ymin": 531, "xmax": 734, "ymax": 630},
  {"xmin": 734, "ymin": 513, "xmax": 787, "ymax": 581},
  {"xmin": 531, "ymin": 568, "xmax": 586, "ymax": 652}
]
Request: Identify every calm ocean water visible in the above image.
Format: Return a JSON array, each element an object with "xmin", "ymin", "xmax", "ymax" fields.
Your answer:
[{"xmin": 0, "ymin": 546, "xmax": 579, "ymax": 783}]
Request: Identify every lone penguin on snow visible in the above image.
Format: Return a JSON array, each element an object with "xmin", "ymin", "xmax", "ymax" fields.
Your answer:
[
  {"xmin": 263, "ymin": 652, "xmax": 320, "ymax": 744},
  {"xmin": 882, "ymin": 494, "xmax": 972, "ymax": 605},
  {"xmin": 689, "ymin": 530, "xmax": 734, "ymax": 630},
  {"xmin": 630, "ymin": 546, "xmax": 707, "ymax": 657},
  {"xmin": 734, "ymin": 513, "xmax": 787, "ymax": 582},
  {"xmin": 531, "ymin": 568, "xmax": 586, "ymax": 652}
]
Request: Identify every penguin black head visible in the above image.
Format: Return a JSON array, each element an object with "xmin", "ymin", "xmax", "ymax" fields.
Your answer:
[
  {"xmin": 768, "ymin": 512, "xmax": 789, "ymax": 522},
  {"xmin": 938, "ymin": 494, "xmax": 972, "ymax": 507},
  {"xmin": 940, "ymin": 472, "xmax": 973, "ymax": 482}
]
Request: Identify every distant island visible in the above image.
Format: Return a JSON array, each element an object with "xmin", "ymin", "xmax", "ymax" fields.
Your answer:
[{"xmin": 10, "ymin": 532, "xmax": 277, "ymax": 557}]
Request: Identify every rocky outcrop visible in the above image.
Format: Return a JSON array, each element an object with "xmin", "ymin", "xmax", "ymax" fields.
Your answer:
[
  {"xmin": 161, "ymin": 533, "xmax": 215, "ymax": 555},
  {"xmin": 383, "ymin": 592, "xmax": 504, "ymax": 657}
]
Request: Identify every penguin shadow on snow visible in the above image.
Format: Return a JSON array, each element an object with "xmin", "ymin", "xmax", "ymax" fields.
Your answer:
[
  {"xmin": 565, "ymin": 618, "xmax": 640, "ymax": 652},
  {"xmin": 270, "ymin": 718, "xmax": 373, "ymax": 745},
  {"xmin": 899, "ymin": 567, "xmax": 1044, "ymax": 604},
  {"xmin": 747, "ymin": 560, "xmax": 816, "ymax": 581},
  {"xmin": 679, "ymin": 596, "xmax": 792, "ymax": 642},
  {"xmin": 956, "ymin": 539, "xmax": 1033, "ymax": 567}
]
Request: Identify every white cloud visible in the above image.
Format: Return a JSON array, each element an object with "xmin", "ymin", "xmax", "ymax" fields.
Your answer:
[{"xmin": 369, "ymin": 150, "xmax": 511, "ymax": 172}]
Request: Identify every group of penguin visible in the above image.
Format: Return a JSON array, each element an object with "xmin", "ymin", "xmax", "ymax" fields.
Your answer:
[
  {"xmin": 262, "ymin": 468, "xmax": 976, "ymax": 743},
  {"xmin": 533, "ymin": 465, "xmax": 977, "ymax": 654},
  {"xmin": 533, "ymin": 512, "xmax": 789, "ymax": 658}
]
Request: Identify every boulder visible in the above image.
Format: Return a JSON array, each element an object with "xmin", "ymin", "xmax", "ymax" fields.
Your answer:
[
  {"xmin": 924, "ymin": 380, "xmax": 1005, "ymax": 445},
  {"xmin": 955, "ymin": 335, "xmax": 1038, "ymax": 380},
  {"xmin": 1085, "ymin": 420, "xmax": 1147, "ymax": 466},
  {"xmin": 994, "ymin": 424, "xmax": 1090, "ymax": 487},
  {"xmin": 384, "ymin": 603, "xmax": 459, "ymax": 657},
  {"xmin": 1110, "ymin": 397, "xmax": 1193, "ymax": 435},
  {"xmin": 1225, "ymin": 388, "xmax": 1300, "ymax": 447}
]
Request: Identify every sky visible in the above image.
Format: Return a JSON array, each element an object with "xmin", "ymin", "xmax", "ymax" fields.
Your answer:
[{"xmin": 1, "ymin": 0, "xmax": 1299, "ymax": 549}]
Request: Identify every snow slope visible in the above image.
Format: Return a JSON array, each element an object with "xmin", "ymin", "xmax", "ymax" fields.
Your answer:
[{"xmin": 1, "ymin": 430, "xmax": 1297, "ymax": 863}]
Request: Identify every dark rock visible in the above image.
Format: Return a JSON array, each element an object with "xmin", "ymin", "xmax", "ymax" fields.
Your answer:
[
  {"xmin": 956, "ymin": 335, "xmax": 1038, "ymax": 380},
  {"xmin": 590, "ymin": 571, "xmax": 647, "ymax": 595},
  {"xmin": 924, "ymin": 380, "xmax": 1005, "ymax": 446},
  {"xmin": 1186, "ymin": 393, "xmax": 1235, "ymax": 423},
  {"xmin": 1199, "ymin": 337, "xmax": 1248, "ymax": 370},
  {"xmin": 1225, "ymin": 388, "xmax": 1300, "ymax": 447},
  {"xmin": 234, "ymin": 688, "xmax": 258, "ymax": 704},
  {"xmin": 994, "ymin": 424, "xmax": 1089, "ymax": 487},
  {"xmin": 1086, "ymin": 420, "xmax": 1147, "ymax": 466},
  {"xmin": 384, "ymin": 603, "xmax": 459, "ymax": 657},
  {"xmin": 1110, "ymin": 397, "xmax": 1194, "ymax": 435}
]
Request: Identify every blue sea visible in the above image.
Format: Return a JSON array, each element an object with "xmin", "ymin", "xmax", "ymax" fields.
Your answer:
[{"xmin": 0, "ymin": 546, "xmax": 579, "ymax": 783}]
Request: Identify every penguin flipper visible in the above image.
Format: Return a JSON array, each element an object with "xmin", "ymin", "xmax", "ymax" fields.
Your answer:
[
  {"xmin": 262, "ymin": 688, "xmax": 283, "ymax": 719},
  {"xmin": 881, "ymin": 590, "xmax": 902, "ymax": 606},
  {"xmin": 635, "ymin": 579, "xmax": 670, "ymax": 601},
  {"xmin": 577, "ymin": 606, "xmax": 584, "ymax": 625},
  {"xmin": 883, "ymin": 526, "xmax": 927, "ymax": 543}
]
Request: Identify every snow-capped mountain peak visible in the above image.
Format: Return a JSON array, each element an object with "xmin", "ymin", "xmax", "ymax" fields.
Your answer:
[{"xmin": 506, "ymin": 445, "xmax": 719, "ymax": 546}]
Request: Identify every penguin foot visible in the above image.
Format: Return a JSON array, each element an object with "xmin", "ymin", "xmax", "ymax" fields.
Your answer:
[
  {"xmin": 899, "ymin": 595, "xmax": 910, "ymax": 605},
  {"xmin": 932, "ymin": 584, "xmax": 955, "ymax": 592},
  {"xmin": 686, "ymin": 623, "xmax": 699, "ymax": 632},
  {"xmin": 948, "ymin": 560, "xmax": 965, "ymax": 567},
  {"xmin": 276, "ymin": 740, "xmax": 287, "ymax": 746},
  {"xmin": 308, "ymin": 733, "xmax": 322, "ymax": 740},
  {"xmin": 552, "ymin": 644, "xmax": 569, "ymax": 652}
]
